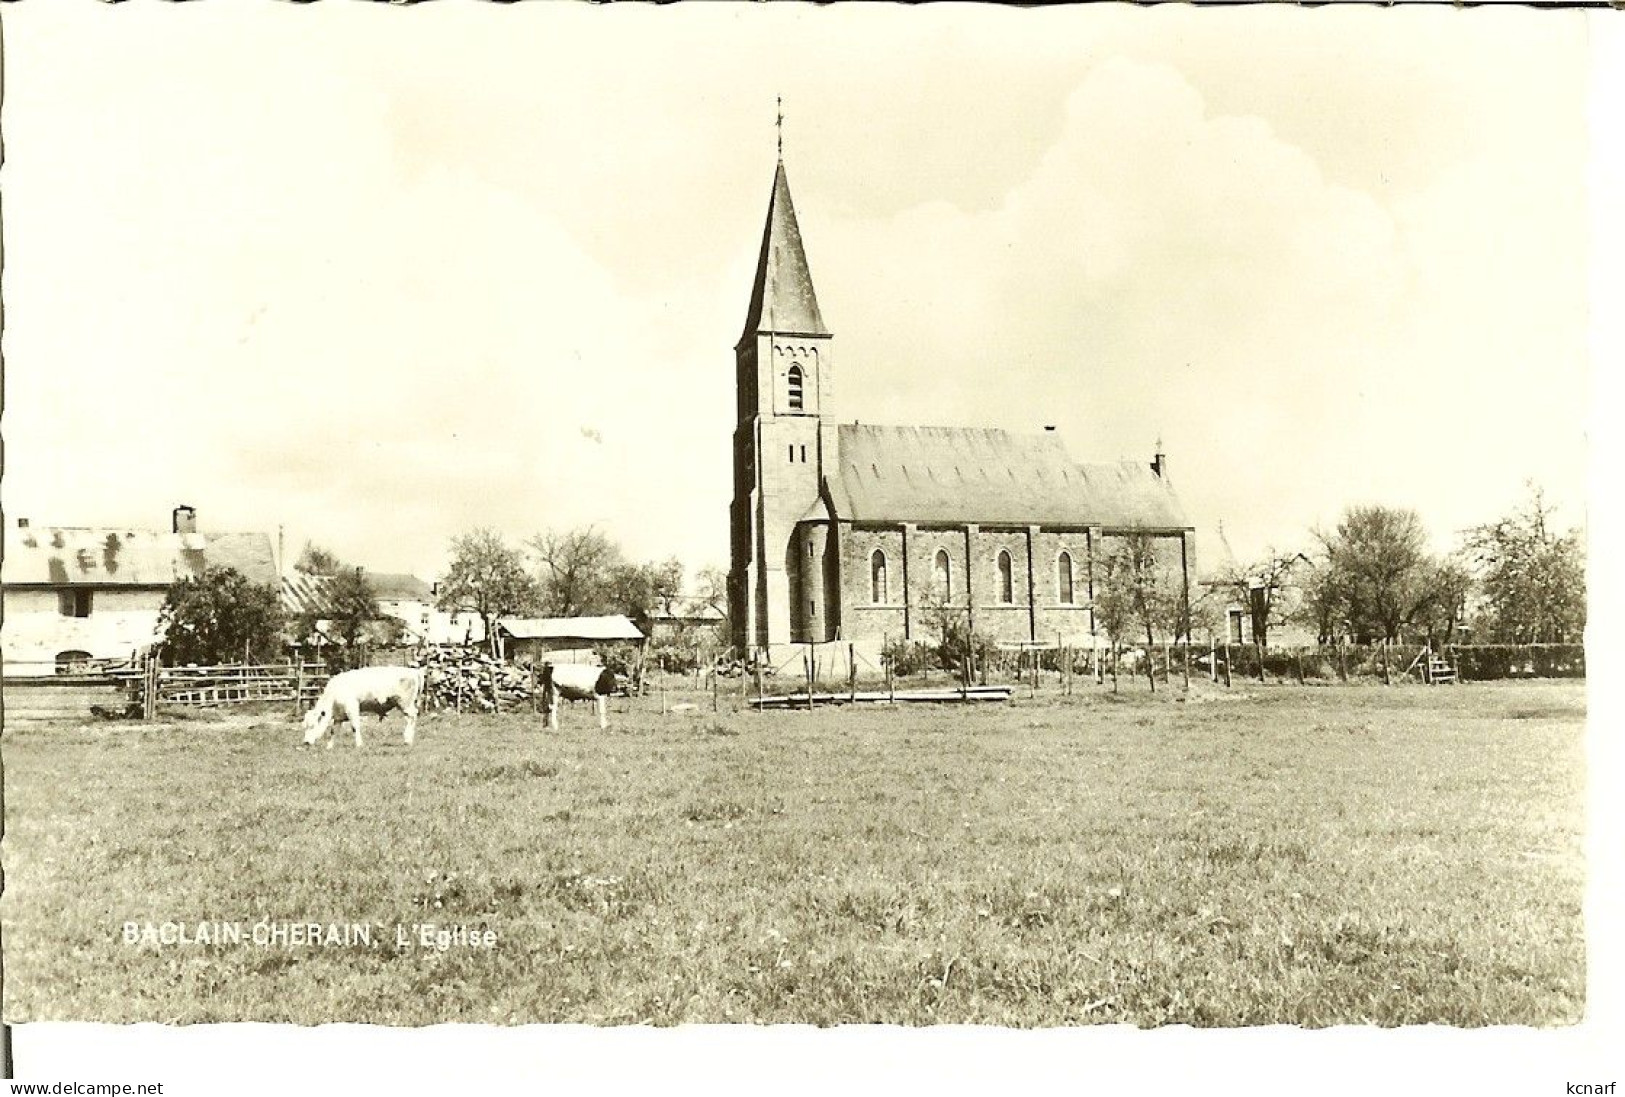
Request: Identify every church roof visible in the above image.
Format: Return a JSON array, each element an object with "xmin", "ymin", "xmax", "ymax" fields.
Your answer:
[
  {"xmin": 739, "ymin": 161, "xmax": 829, "ymax": 340},
  {"xmin": 824, "ymin": 424, "xmax": 1190, "ymax": 531}
]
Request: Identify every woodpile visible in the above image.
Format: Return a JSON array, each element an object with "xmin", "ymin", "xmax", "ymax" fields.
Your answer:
[{"xmin": 410, "ymin": 647, "xmax": 537, "ymax": 712}]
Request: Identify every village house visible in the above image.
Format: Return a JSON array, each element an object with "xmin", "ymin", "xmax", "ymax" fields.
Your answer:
[
  {"xmin": 281, "ymin": 570, "xmax": 484, "ymax": 647},
  {"xmin": 1, "ymin": 506, "xmax": 277, "ymax": 675}
]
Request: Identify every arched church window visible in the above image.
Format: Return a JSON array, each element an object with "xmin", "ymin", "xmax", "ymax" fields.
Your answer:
[
  {"xmin": 998, "ymin": 550, "xmax": 1014, "ymax": 604},
  {"xmin": 871, "ymin": 550, "xmax": 888, "ymax": 604},
  {"xmin": 1058, "ymin": 551, "xmax": 1074, "ymax": 604},
  {"xmin": 934, "ymin": 550, "xmax": 952, "ymax": 600},
  {"xmin": 787, "ymin": 365, "xmax": 804, "ymax": 410}
]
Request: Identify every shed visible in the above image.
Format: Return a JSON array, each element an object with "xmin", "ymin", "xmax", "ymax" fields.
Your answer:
[{"xmin": 494, "ymin": 615, "xmax": 646, "ymax": 667}]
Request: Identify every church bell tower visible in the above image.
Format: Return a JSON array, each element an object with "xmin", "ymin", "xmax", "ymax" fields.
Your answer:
[{"xmin": 728, "ymin": 154, "xmax": 836, "ymax": 656}]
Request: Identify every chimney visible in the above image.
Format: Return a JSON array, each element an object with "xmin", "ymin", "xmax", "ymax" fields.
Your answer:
[
  {"xmin": 172, "ymin": 505, "xmax": 197, "ymax": 534},
  {"xmin": 1150, "ymin": 438, "xmax": 1167, "ymax": 479},
  {"xmin": 16, "ymin": 517, "xmax": 29, "ymax": 529},
  {"xmin": 1043, "ymin": 425, "xmax": 1056, "ymax": 432}
]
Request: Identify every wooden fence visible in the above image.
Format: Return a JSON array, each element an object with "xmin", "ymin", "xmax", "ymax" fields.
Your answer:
[{"xmin": 3, "ymin": 658, "xmax": 331, "ymax": 723}]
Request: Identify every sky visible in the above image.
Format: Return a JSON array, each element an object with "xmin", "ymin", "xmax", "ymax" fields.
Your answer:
[{"xmin": 0, "ymin": 3, "xmax": 1606, "ymax": 585}]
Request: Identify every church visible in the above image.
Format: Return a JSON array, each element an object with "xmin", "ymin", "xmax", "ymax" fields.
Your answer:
[{"xmin": 727, "ymin": 157, "xmax": 1194, "ymax": 661}]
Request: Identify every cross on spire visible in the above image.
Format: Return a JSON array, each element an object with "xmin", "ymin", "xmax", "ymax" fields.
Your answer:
[{"xmin": 776, "ymin": 96, "xmax": 784, "ymax": 160}]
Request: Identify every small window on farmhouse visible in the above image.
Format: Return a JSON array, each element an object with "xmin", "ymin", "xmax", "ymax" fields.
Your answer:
[
  {"xmin": 789, "ymin": 445, "xmax": 795, "ymax": 463},
  {"xmin": 58, "ymin": 589, "xmax": 93, "ymax": 618},
  {"xmin": 871, "ymin": 550, "xmax": 888, "ymax": 604},
  {"xmin": 55, "ymin": 650, "xmax": 93, "ymax": 675},
  {"xmin": 1058, "ymin": 551, "xmax": 1074, "ymax": 604},
  {"xmin": 800, "ymin": 444, "xmax": 807, "ymax": 463},
  {"xmin": 1228, "ymin": 608, "xmax": 1245, "ymax": 645},
  {"xmin": 787, "ymin": 365, "xmax": 804, "ymax": 410},
  {"xmin": 934, "ymin": 550, "xmax": 952, "ymax": 600},
  {"xmin": 810, "ymin": 599, "xmax": 817, "ymax": 618},
  {"xmin": 998, "ymin": 551, "xmax": 1014, "ymax": 604}
]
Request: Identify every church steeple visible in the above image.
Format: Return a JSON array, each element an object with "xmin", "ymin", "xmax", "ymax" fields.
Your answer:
[{"xmin": 739, "ymin": 160, "xmax": 829, "ymax": 341}]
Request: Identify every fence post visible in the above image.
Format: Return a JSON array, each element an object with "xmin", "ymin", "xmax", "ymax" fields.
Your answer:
[
  {"xmin": 1222, "ymin": 639, "xmax": 1232, "ymax": 688},
  {"xmin": 1381, "ymin": 640, "xmax": 1391, "ymax": 686},
  {"xmin": 713, "ymin": 668, "xmax": 720, "ymax": 713},
  {"xmin": 755, "ymin": 652, "xmax": 764, "ymax": 711},
  {"xmin": 805, "ymin": 648, "xmax": 816, "ymax": 710},
  {"xmin": 294, "ymin": 658, "xmax": 304, "ymax": 718},
  {"xmin": 848, "ymin": 643, "xmax": 857, "ymax": 704}
]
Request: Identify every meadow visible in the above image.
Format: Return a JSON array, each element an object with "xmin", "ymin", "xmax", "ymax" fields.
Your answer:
[{"xmin": 0, "ymin": 679, "xmax": 1586, "ymax": 1026}]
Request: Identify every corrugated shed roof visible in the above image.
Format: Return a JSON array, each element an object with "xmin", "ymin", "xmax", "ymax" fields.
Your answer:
[
  {"xmin": 281, "ymin": 572, "xmax": 335, "ymax": 616},
  {"xmin": 496, "ymin": 615, "xmax": 645, "ymax": 642},
  {"xmin": 2, "ymin": 525, "xmax": 277, "ymax": 588},
  {"xmin": 825, "ymin": 424, "xmax": 1190, "ymax": 530},
  {"xmin": 739, "ymin": 161, "xmax": 828, "ymax": 340}
]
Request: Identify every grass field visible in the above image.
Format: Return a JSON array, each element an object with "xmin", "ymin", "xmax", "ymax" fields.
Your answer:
[{"xmin": 0, "ymin": 680, "xmax": 1586, "ymax": 1026}]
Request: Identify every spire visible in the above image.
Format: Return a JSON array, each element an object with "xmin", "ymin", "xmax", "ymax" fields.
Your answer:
[{"xmin": 740, "ymin": 157, "xmax": 829, "ymax": 340}]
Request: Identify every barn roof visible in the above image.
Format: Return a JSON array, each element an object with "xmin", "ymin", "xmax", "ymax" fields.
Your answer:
[
  {"xmin": 739, "ymin": 160, "xmax": 828, "ymax": 341},
  {"xmin": 2, "ymin": 525, "xmax": 277, "ymax": 588},
  {"xmin": 496, "ymin": 615, "xmax": 645, "ymax": 642},
  {"xmin": 824, "ymin": 424, "xmax": 1190, "ymax": 530}
]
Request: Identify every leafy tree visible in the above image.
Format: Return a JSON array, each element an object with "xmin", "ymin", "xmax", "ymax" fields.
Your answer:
[
  {"xmin": 1413, "ymin": 555, "xmax": 1475, "ymax": 647},
  {"xmin": 158, "ymin": 567, "xmax": 286, "ymax": 666},
  {"xmin": 437, "ymin": 529, "xmax": 541, "ymax": 656},
  {"xmin": 1314, "ymin": 505, "xmax": 1439, "ymax": 644},
  {"xmin": 1463, "ymin": 485, "xmax": 1586, "ymax": 642},
  {"xmin": 294, "ymin": 541, "xmax": 342, "ymax": 576},
  {"xmin": 913, "ymin": 583, "xmax": 996, "ymax": 680},
  {"xmin": 1094, "ymin": 531, "xmax": 1184, "ymax": 690},
  {"xmin": 323, "ymin": 569, "xmax": 387, "ymax": 653},
  {"xmin": 606, "ymin": 557, "xmax": 684, "ymax": 632}
]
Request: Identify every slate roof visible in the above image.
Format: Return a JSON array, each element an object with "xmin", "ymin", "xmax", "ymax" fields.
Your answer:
[
  {"xmin": 368, "ymin": 573, "xmax": 433, "ymax": 602},
  {"xmin": 739, "ymin": 161, "xmax": 828, "ymax": 340},
  {"xmin": 2, "ymin": 525, "xmax": 278, "ymax": 588},
  {"xmin": 496, "ymin": 615, "xmax": 645, "ymax": 642},
  {"xmin": 823, "ymin": 424, "xmax": 1190, "ymax": 531}
]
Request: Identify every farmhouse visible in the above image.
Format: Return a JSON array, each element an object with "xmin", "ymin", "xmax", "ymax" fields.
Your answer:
[
  {"xmin": 727, "ymin": 158, "xmax": 1194, "ymax": 659},
  {"xmin": 1, "ymin": 506, "xmax": 276, "ymax": 675}
]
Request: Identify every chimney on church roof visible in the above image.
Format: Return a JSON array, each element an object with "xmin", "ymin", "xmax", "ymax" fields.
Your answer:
[{"xmin": 1150, "ymin": 441, "xmax": 1167, "ymax": 479}]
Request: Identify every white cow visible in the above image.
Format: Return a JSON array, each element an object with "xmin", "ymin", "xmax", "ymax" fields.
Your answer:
[
  {"xmin": 301, "ymin": 666, "xmax": 425, "ymax": 749},
  {"xmin": 539, "ymin": 662, "xmax": 616, "ymax": 730}
]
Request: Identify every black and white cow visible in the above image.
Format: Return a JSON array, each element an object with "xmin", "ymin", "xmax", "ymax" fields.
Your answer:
[
  {"xmin": 301, "ymin": 666, "xmax": 425, "ymax": 748},
  {"xmin": 539, "ymin": 662, "xmax": 616, "ymax": 730}
]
